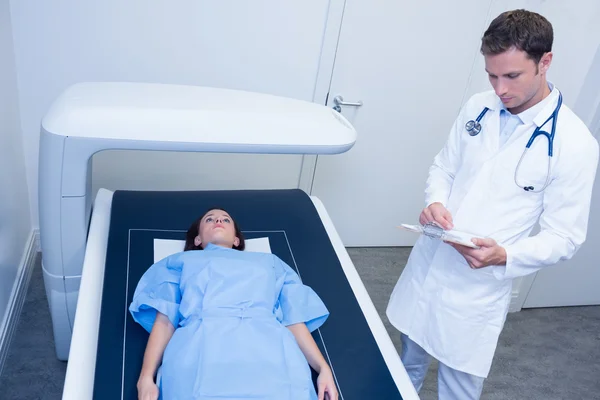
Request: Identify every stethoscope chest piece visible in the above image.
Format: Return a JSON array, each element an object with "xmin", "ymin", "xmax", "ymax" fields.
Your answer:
[
  {"xmin": 465, "ymin": 120, "xmax": 482, "ymax": 136},
  {"xmin": 465, "ymin": 106, "xmax": 489, "ymax": 137}
]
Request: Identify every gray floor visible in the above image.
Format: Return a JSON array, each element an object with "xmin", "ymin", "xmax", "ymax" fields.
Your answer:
[
  {"xmin": 1, "ymin": 249, "xmax": 599, "ymax": 399},
  {"xmin": 0, "ymin": 254, "xmax": 67, "ymax": 400}
]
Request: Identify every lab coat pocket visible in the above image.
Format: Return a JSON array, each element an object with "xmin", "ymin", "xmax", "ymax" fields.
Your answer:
[
  {"xmin": 513, "ymin": 154, "xmax": 553, "ymax": 193},
  {"xmin": 435, "ymin": 287, "xmax": 492, "ymax": 365},
  {"xmin": 493, "ymin": 141, "xmax": 552, "ymax": 195},
  {"xmin": 488, "ymin": 157, "xmax": 545, "ymax": 229}
]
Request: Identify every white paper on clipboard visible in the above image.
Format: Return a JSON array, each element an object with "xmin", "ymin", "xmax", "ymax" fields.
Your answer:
[{"xmin": 397, "ymin": 223, "xmax": 481, "ymax": 249}]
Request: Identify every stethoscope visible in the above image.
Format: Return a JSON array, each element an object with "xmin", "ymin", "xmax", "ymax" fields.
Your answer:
[{"xmin": 465, "ymin": 92, "xmax": 562, "ymax": 193}]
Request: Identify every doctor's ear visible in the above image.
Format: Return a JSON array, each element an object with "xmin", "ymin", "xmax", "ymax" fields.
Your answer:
[{"xmin": 538, "ymin": 52, "xmax": 553, "ymax": 74}]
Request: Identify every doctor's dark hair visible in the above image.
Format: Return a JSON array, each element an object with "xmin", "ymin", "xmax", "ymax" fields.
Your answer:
[
  {"xmin": 184, "ymin": 207, "xmax": 245, "ymax": 251},
  {"xmin": 480, "ymin": 9, "xmax": 553, "ymax": 65}
]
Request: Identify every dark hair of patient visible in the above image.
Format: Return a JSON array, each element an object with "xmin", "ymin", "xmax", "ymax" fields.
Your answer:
[{"xmin": 184, "ymin": 207, "xmax": 245, "ymax": 251}]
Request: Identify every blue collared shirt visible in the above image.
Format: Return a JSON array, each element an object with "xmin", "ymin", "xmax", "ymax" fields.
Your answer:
[
  {"xmin": 499, "ymin": 109, "xmax": 522, "ymax": 148},
  {"xmin": 498, "ymin": 83, "xmax": 556, "ymax": 148}
]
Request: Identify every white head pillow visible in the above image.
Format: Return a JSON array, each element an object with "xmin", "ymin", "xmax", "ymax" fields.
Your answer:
[{"xmin": 153, "ymin": 237, "xmax": 272, "ymax": 263}]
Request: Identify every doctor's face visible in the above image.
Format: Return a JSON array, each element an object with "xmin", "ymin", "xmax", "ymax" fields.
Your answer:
[
  {"xmin": 195, "ymin": 209, "xmax": 240, "ymax": 249},
  {"xmin": 484, "ymin": 46, "xmax": 552, "ymax": 115}
]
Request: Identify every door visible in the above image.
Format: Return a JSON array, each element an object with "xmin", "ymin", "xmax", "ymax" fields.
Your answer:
[{"xmin": 311, "ymin": 0, "xmax": 495, "ymax": 246}]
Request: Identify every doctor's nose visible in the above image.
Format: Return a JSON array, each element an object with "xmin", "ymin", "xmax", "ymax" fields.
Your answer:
[{"xmin": 494, "ymin": 81, "xmax": 508, "ymax": 97}]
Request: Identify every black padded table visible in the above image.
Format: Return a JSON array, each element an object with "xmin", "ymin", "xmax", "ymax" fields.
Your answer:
[{"xmin": 93, "ymin": 188, "xmax": 404, "ymax": 399}]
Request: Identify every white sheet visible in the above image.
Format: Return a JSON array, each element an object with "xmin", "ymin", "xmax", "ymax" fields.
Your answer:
[{"xmin": 153, "ymin": 237, "xmax": 272, "ymax": 262}]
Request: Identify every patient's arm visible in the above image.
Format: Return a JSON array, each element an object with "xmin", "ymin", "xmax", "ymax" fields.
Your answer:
[
  {"xmin": 287, "ymin": 323, "xmax": 327, "ymax": 372},
  {"xmin": 287, "ymin": 323, "xmax": 338, "ymax": 400},
  {"xmin": 137, "ymin": 312, "xmax": 175, "ymax": 399}
]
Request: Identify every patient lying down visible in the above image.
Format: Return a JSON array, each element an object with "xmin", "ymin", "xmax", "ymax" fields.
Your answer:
[{"xmin": 129, "ymin": 208, "xmax": 338, "ymax": 400}]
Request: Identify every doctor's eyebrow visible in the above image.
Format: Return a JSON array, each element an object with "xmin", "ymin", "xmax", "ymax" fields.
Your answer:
[{"xmin": 485, "ymin": 69, "xmax": 522, "ymax": 78}]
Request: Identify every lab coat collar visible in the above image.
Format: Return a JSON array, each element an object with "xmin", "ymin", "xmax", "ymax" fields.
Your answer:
[
  {"xmin": 520, "ymin": 82, "xmax": 560, "ymax": 127},
  {"xmin": 481, "ymin": 82, "xmax": 560, "ymax": 127},
  {"xmin": 481, "ymin": 93, "xmax": 504, "ymax": 112}
]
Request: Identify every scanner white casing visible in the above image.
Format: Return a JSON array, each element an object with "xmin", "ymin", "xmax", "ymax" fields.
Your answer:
[{"xmin": 38, "ymin": 82, "xmax": 356, "ymax": 360}]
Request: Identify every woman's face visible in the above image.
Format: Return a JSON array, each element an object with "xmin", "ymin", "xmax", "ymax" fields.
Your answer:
[{"xmin": 194, "ymin": 209, "xmax": 240, "ymax": 249}]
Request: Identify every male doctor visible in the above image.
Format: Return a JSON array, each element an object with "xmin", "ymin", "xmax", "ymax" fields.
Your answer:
[{"xmin": 386, "ymin": 9, "xmax": 599, "ymax": 399}]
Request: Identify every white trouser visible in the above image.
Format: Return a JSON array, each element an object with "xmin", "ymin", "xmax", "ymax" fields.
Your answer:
[{"xmin": 401, "ymin": 333, "xmax": 485, "ymax": 400}]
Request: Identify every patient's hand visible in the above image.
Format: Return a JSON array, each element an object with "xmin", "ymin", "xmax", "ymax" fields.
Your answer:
[
  {"xmin": 317, "ymin": 366, "xmax": 338, "ymax": 400},
  {"xmin": 137, "ymin": 376, "xmax": 159, "ymax": 400}
]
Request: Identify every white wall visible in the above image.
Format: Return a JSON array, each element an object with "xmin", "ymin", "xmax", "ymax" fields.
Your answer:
[
  {"xmin": 9, "ymin": 1, "xmax": 333, "ymax": 228},
  {"xmin": 574, "ymin": 44, "xmax": 600, "ymax": 130},
  {"xmin": 0, "ymin": 0, "xmax": 32, "ymax": 326}
]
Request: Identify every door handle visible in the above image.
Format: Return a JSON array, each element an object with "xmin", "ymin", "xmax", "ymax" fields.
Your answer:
[{"xmin": 332, "ymin": 95, "xmax": 363, "ymax": 112}]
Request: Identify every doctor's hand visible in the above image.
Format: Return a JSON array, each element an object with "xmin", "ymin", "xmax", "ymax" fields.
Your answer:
[
  {"xmin": 317, "ymin": 365, "xmax": 338, "ymax": 400},
  {"xmin": 449, "ymin": 237, "xmax": 507, "ymax": 269},
  {"xmin": 137, "ymin": 375, "xmax": 159, "ymax": 400},
  {"xmin": 419, "ymin": 202, "xmax": 453, "ymax": 230}
]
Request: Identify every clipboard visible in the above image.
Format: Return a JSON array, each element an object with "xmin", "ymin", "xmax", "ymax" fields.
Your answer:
[{"xmin": 397, "ymin": 222, "xmax": 481, "ymax": 249}]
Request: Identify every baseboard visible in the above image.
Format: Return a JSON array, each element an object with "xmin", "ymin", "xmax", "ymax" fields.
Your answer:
[
  {"xmin": 508, "ymin": 290, "xmax": 522, "ymax": 313},
  {"xmin": 508, "ymin": 275, "xmax": 527, "ymax": 313},
  {"xmin": 0, "ymin": 229, "xmax": 40, "ymax": 377}
]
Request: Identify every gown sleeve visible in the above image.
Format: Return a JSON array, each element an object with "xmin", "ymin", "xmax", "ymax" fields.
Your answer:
[
  {"xmin": 273, "ymin": 255, "xmax": 329, "ymax": 332},
  {"xmin": 129, "ymin": 254, "xmax": 183, "ymax": 332}
]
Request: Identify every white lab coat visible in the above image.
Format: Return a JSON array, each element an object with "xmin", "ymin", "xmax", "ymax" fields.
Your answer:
[{"xmin": 386, "ymin": 86, "xmax": 599, "ymax": 378}]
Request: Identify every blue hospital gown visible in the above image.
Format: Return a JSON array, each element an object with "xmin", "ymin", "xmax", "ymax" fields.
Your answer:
[{"xmin": 129, "ymin": 243, "xmax": 329, "ymax": 400}]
